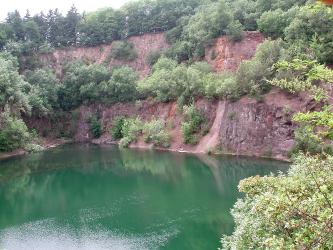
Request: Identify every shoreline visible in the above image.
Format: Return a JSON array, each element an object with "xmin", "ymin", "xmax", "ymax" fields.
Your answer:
[
  {"xmin": 0, "ymin": 139, "xmax": 290, "ymax": 163},
  {"xmin": 0, "ymin": 138, "xmax": 72, "ymax": 161},
  {"xmin": 94, "ymin": 140, "xmax": 291, "ymax": 163}
]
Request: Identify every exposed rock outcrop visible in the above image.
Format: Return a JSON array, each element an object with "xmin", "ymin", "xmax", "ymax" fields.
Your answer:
[
  {"xmin": 218, "ymin": 90, "xmax": 307, "ymax": 160},
  {"xmin": 39, "ymin": 31, "xmax": 264, "ymax": 78},
  {"xmin": 205, "ymin": 31, "xmax": 264, "ymax": 72},
  {"xmin": 33, "ymin": 31, "xmax": 307, "ymax": 161},
  {"xmin": 69, "ymin": 89, "xmax": 311, "ymax": 161},
  {"xmin": 39, "ymin": 32, "xmax": 169, "ymax": 78}
]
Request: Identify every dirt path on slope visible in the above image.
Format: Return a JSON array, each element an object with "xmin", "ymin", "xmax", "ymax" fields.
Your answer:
[{"xmin": 195, "ymin": 101, "xmax": 226, "ymax": 153}]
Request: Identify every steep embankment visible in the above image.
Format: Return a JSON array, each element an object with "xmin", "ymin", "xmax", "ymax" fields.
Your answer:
[
  {"xmin": 39, "ymin": 31, "xmax": 263, "ymax": 77},
  {"xmin": 205, "ymin": 32, "xmax": 264, "ymax": 71},
  {"xmin": 35, "ymin": 31, "xmax": 307, "ymax": 161},
  {"xmin": 39, "ymin": 32, "xmax": 169, "ymax": 78},
  {"xmin": 71, "ymin": 88, "xmax": 311, "ymax": 161}
]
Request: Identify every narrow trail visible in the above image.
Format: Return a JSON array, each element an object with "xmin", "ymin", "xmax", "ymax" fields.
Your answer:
[{"xmin": 196, "ymin": 101, "xmax": 226, "ymax": 153}]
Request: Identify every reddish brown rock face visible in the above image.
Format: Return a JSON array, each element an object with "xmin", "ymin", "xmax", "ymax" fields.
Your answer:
[
  {"xmin": 205, "ymin": 32, "xmax": 264, "ymax": 72},
  {"xmin": 39, "ymin": 32, "xmax": 169, "ymax": 78},
  {"xmin": 62, "ymin": 89, "xmax": 312, "ymax": 161},
  {"xmin": 35, "ymin": 31, "xmax": 313, "ymax": 161},
  {"xmin": 319, "ymin": 0, "xmax": 333, "ymax": 5},
  {"xmin": 39, "ymin": 31, "xmax": 264, "ymax": 78}
]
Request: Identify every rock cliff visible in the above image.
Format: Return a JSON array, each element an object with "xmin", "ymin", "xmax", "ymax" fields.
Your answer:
[
  {"xmin": 34, "ymin": 31, "xmax": 308, "ymax": 161},
  {"xmin": 69, "ymin": 88, "xmax": 311, "ymax": 161},
  {"xmin": 39, "ymin": 31, "xmax": 264, "ymax": 77}
]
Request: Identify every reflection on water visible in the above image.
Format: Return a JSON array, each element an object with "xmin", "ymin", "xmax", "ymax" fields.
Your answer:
[{"xmin": 0, "ymin": 144, "xmax": 288, "ymax": 250}]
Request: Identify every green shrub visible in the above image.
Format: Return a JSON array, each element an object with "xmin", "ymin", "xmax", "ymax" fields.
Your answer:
[
  {"xmin": 181, "ymin": 122, "xmax": 198, "ymax": 145},
  {"xmin": 59, "ymin": 61, "xmax": 112, "ymax": 110},
  {"xmin": 222, "ymin": 153, "xmax": 333, "ymax": 249},
  {"xmin": 142, "ymin": 119, "xmax": 170, "ymax": 148},
  {"xmin": 119, "ymin": 136, "xmax": 132, "ymax": 148},
  {"xmin": 110, "ymin": 41, "xmax": 137, "ymax": 61},
  {"xmin": 289, "ymin": 125, "xmax": 328, "ymax": 157},
  {"xmin": 164, "ymin": 41, "xmax": 193, "ymax": 62},
  {"xmin": 111, "ymin": 116, "xmax": 125, "ymax": 140},
  {"xmin": 115, "ymin": 117, "xmax": 170, "ymax": 148},
  {"xmin": 98, "ymin": 66, "xmax": 139, "ymax": 103},
  {"xmin": 235, "ymin": 39, "xmax": 282, "ymax": 97},
  {"xmin": 225, "ymin": 20, "xmax": 244, "ymax": 42},
  {"xmin": 145, "ymin": 50, "xmax": 163, "ymax": 66},
  {"xmin": 24, "ymin": 143, "xmax": 45, "ymax": 153},
  {"xmin": 137, "ymin": 57, "xmax": 186, "ymax": 102},
  {"xmin": 181, "ymin": 104, "xmax": 206, "ymax": 144},
  {"xmin": 203, "ymin": 73, "xmax": 240, "ymax": 100},
  {"xmin": 87, "ymin": 115, "xmax": 102, "ymax": 138},
  {"xmin": 121, "ymin": 118, "xmax": 143, "ymax": 142},
  {"xmin": 0, "ymin": 113, "xmax": 31, "ymax": 152},
  {"xmin": 210, "ymin": 49, "xmax": 217, "ymax": 60},
  {"xmin": 165, "ymin": 24, "xmax": 184, "ymax": 44},
  {"xmin": 284, "ymin": 3, "xmax": 333, "ymax": 64},
  {"xmin": 257, "ymin": 8, "xmax": 297, "ymax": 38}
]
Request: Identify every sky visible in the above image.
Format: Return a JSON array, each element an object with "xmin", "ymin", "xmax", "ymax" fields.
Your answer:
[{"xmin": 0, "ymin": 0, "xmax": 132, "ymax": 21}]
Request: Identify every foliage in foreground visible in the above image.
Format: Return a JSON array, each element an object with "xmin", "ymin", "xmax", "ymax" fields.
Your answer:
[
  {"xmin": 221, "ymin": 153, "xmax": 333, "ymax": 250},
  {"xmin": 222, "ymin": 55, "xmax": 333, "ymax": 250}
]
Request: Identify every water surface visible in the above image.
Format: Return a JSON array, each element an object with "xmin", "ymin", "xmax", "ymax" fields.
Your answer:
[{"xmin": 0, "ymin": 144, "xmax": 288, "ymax": 249}]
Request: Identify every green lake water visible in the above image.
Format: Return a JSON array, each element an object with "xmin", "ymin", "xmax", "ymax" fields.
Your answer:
[{"xmin": 0, "ymin": 144, "xmax": 288, "ymax": 250}]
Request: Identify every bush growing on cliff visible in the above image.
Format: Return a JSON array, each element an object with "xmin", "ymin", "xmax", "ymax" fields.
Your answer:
[
  {"xmin": 98, "ymin": 66, "xmax": 139, "ymax": 103},
  {"xmin": 59, "ymin": 61, "xmax": 112, "ymax": 110},
  {"xmin": 113, "ymin": 117, "xmax": 170, "ymax": 148},
  {"xmin": 137, "ymin": 57, "xmax": 187, "ymax": 102},
  {"xmin": 145, "ymin": 50, "xmax": 163, "ymax": 66},
  {"xmin": 289, "ymin": 125, "xmax": 320, "ymax": 155},
  {"xmin": 143, "ymin": 118, "xmax": 170, "ymax": 148},
  {"xmin": 164, "ymin": 41, "xmax": 193, "ymax": 63},
  {"xmin": 269, "ymin": 59, "xmax": 333, "ymax": 102},
  {"xmin": 87, "ymin": 115, "xmax": 102, "ymax": 138},
  {"xmin": 111, "ymin": 116, "xmax": 125, "ymax": 140},
  {"xmin": 25, "ymin": 68, "xmax": 60, "ymax": 117},
  {"xmin": 203, "ymin": 73, "xmax": 240, "ymax": 100},
  {"xmin": 181, "ymin": 104, "xmax": 207, "ymax": 144},
  {"xmin": 181, "ymin": 0, "xmax": 237, "ymax": 58},
  {"xmin": 235, "ymin": 39, "xmax": 282, "ymax": 97},
  {"xmin": 138, "ymin": 58, "xmax": 213, "ymax": 103},
  {"xmin": 109, "ymin": 41, "xmax": 137, "ymax": 61},
  {"xmin": 225, "ymin": 20, "xmax": 244, "ymax": 42},
  {"xmin": 0, "ymin": 55, "xmax": 31, "ymax": 114},
  {"xmin": 59, "ymin": 62, "xmax": 139, "ymax": 109},
  {"xmin": 119, "ymin": 118, "xmax": 143, "ymax": 148}
]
